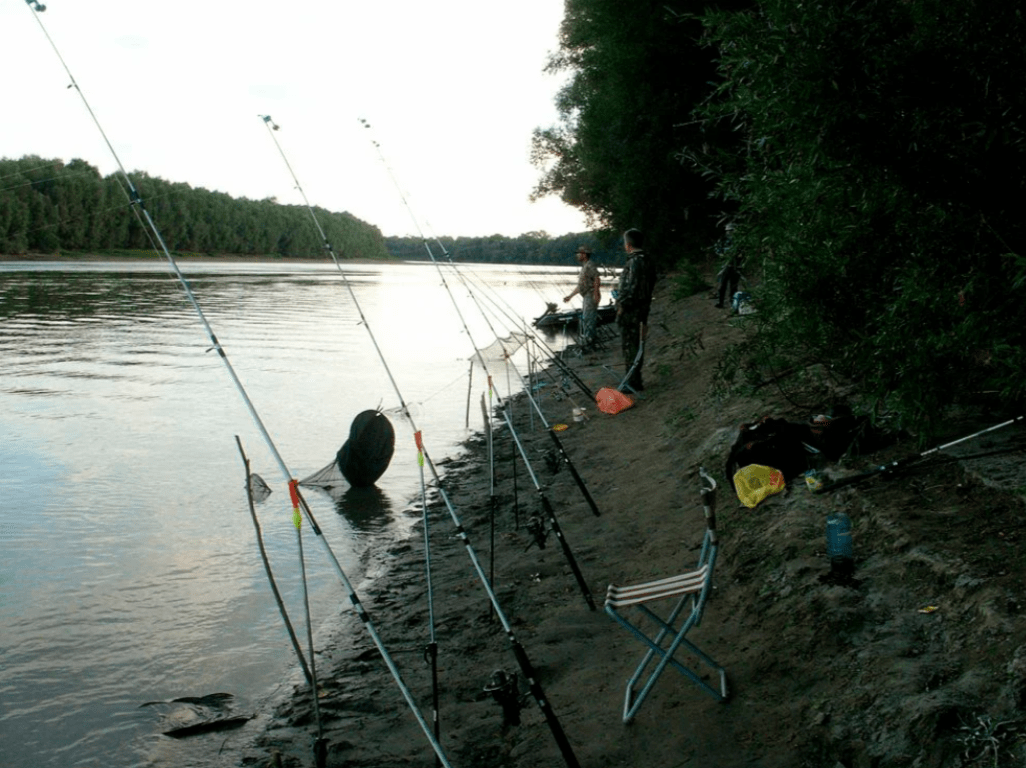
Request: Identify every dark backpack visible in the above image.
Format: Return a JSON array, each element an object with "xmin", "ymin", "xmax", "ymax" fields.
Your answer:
[
  {"xmin": 805, "ymin": 406, "xmax": 867, "ymax": 461},
  {"xmin": 725, "ymin": 417, "xmax": 814, "ymax": 491}
]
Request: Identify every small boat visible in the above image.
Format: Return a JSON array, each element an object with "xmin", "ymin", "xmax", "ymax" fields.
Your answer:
[{"xmin": 532, "ymin": 303, "xmax": 617, "ymax": 330}]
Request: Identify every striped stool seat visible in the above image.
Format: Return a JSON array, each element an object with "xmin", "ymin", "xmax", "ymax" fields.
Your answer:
[{"xmin": 604, "ymin": 468, "xmax": 729, "ymax": 723}]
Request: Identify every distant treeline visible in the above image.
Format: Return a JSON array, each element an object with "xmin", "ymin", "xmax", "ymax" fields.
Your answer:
[
  {"xmin": 0, "ymin": 156, "xmax": 389, "ymax": 259},
  {"xmin": 0, "ymin": 155, "xmax": 604, "ymax": 264},
  {"xmin": 384, "ymin": 231, "xmax": 616, "ymax": 265}
]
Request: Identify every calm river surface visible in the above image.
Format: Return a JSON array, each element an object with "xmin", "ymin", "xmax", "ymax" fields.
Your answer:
[{"xmin": 0, "ymin": 260, "xmax": 574, "ymax": 768}]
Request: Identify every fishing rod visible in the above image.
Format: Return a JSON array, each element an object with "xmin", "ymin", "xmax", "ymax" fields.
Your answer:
[
  {"xmin": 439, "ymin": 253, "xmax": 602, "ymax": 518},
  {"xmin": 482, "ymin": 393, "xmax": 498, "ymax": 621},
  {"xmin": 414, "ymin": 431, "xmax": 442, "ymax": 768},
  {"xmin": 360, "ymin": 122, "xmax": 595, "ymax": 612},
  {"xmin": 262, "ymin": 116, "xmax": 582, "ymax": 768},
  {"xmin": 469, "ymin": 289, "xmax": 599, "ymax": 422},
  {"xmin": 291, "ymin": 482, "xmax": 326, "ymax": 757},
  {"xmin": 418, "ymin": 247, "xmax": 599, "ymax": 410},
  {"xmin": 450, "ymin": 261, "xmax": 601, "ymax": 405},
  {"xmin": 816, "ymin": 415, "xmax": 1026, "ymax": 494},
  {"xmin": 453, "ymin": 264, "xmax": 597, "ymax": 402},
  {"xmin": 616, "ymin": 332, "xmax": 645, "ymax": 394},
  {"xmin": 22, "ymin": 7, "xmax": 451, "ymax": 767}
]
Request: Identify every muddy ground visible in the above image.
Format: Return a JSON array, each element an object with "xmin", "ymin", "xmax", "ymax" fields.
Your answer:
[{"xmin": 220, "ymin": 271, "xmax": 1026, "ymax": 768}]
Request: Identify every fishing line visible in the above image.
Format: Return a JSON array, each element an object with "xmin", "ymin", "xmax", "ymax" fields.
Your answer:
[
  {"xmin": 0, "ymin": 167, "xmax": 105, "ymax": 194},
  {"xmin": 451, "ymin": 260, "xmax": 599, "ymax": 402},
  {"xmin": 0, "ymin": 160, "xmax": 63, "ymax": 182},
  {"xmin": 362, "ymin": 122, "xmax": 596, "ymax": 611},
  {"xmin": 267, "ymin": 116, "xmax": 582, "ymax": 768},
  {"xmin": 468, "ymin": 290, "xmax": 590, "ymax": 415},
  {"xmin": 438, "ymin": 254, "xmax": 598, "ymax": 403},
  {"xmin": 443, "ymin": 256, "xmax": 602, "ymax": 517},
  {"xmin": 419, "ymin": 369, "xmax": 470, "ymax": 406},
  {"xmin": 1, "ymin": 191, "xmax": 179, "ymax": 246}
]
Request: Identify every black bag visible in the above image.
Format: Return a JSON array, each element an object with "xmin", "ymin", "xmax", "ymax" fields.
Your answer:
[
  {"xmin": 805, "ymin": 405, "xmax": 867, "ymax": 461},
  {"xmin": 725, "ymin": 417, "xmax": 814, "ymax": 491}
]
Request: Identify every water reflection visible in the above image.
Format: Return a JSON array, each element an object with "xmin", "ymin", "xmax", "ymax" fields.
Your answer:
[
  {"xmin": 330, "ymin": 486, "xmax": 394, "ymax": 534},
  {"xmin": 0, "ymin": 260, "xmax": 575, "ymax": 768}
]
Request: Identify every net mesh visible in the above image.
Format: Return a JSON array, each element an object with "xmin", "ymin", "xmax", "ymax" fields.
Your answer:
[
  {"xmin": 248, "ymin": 473, "xmax": 273, "ymax": 503},
  {"xmin": 472, "ymin": 332, "xmax": 528, "ymax": 367},
  {"xmin": 299, "ymin": 460, "xmax": 347, "ymax": 492}
]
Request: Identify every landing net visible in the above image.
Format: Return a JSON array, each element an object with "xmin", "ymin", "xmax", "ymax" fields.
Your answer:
[
  {"xmin": 248, "ymin": 473, "xmax": 273, "ymax": 502},
  {"xmin": 472, "ymin": 332, "xmax": 528, "ymax": 367},
  {"xmin": 299, "ymin": 461, "xmax": 347, "ymax": 492}
]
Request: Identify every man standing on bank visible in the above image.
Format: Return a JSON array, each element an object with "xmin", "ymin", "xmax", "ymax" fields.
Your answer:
[
  {"xmin": 563, "ymin": 245, "xmax": 601, "ymax": 350},
  {"xmin": 615, "ymin": 229, "xmax": 657, "ymax": 392}
]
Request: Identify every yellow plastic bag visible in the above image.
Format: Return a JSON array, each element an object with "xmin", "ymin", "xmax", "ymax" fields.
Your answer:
[{"xmin": 733, "ymin": 464, "xmax": 786, "ymax": 508}]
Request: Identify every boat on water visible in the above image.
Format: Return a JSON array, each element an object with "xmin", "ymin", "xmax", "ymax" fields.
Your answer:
[{"xmin": 532, "ymin": 302, "xmax": 618, "ymax": 330}]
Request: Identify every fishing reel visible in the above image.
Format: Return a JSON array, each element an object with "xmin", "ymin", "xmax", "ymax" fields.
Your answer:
[
  {"xmin": 483, "ymin": 669, "xmax": 523, "ymax": 728},
  {"xmin": 26, "ymin": 0, "xmax": 46, "ymax": 11},
  {"xmin": 524, "ymin": 514, "xmax": 548, "ymax": 551}
]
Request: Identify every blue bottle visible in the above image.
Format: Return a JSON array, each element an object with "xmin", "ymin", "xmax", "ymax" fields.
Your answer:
[{"xmin": 826, "ymin": 512, "xmax": 854, "ymax": 576}]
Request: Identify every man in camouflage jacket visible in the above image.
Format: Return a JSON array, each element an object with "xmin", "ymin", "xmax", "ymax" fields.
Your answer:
[{"xmin": 615, "ymin": 228, "xmax": 657, "ymax": 392}]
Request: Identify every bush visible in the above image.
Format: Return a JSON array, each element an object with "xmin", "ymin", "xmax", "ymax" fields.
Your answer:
[{"xmin": 697, "ymin": 0, "xmax": 1026, "ymax": 436}]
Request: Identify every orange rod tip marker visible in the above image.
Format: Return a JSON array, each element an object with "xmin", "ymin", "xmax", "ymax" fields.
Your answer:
[
  {"xmin": 288, "ymin": 479, "xmax": 302, "ymax": 529},
  {"xmin": 414, "ymin": 431, "xmax": 425, "ymax": 467}
]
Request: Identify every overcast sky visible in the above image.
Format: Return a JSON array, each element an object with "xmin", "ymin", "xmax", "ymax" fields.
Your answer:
[{"xmin": 0, "ymin": 1, "xmax": 589, "ymax": 238}]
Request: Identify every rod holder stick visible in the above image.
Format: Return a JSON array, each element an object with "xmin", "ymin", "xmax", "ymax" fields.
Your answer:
[
  {"xmin": 465, "ymin": 359, "xmax": 473, "ymax": 429},
  {"xmin": 234, "ymin": 437, "xmax": 313, "ymax": 686}
]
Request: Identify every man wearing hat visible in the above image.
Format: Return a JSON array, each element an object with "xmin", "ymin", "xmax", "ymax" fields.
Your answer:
[{"xmin": 564, "ymin": 245, "xmax": 601, "ymax": 349}]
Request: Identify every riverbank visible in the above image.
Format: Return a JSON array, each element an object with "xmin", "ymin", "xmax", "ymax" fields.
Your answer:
[{"xmin": 226, "ymin": 273, "xmax": 1026, "ymax": 768}]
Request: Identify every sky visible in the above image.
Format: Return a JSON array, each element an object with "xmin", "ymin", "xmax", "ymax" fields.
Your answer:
[{"xmin": 0, "ymin": 1, "xmax": 589, "ymax": 238}]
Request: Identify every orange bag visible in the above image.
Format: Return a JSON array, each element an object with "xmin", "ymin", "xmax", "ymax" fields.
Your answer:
[{"xmin": 595, "ymin": 387, "xmax": 635, "ymax": 415}]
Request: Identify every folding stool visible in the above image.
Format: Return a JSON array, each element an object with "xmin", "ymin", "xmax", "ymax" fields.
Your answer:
[{"xmin": 604, "ymin": 467, "xmax": 729, "ymax": 722}]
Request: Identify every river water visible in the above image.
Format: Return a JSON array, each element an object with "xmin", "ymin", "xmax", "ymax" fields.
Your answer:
[{"xmin": 0, "ymin": 259, "xmax": 575, "ymax": 768}]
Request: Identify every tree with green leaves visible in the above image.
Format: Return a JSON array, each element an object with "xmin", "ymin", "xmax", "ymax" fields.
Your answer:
[
  {"xmin": 699, "ymin": 0, "xmax": 1026, "ymax": 433},
  {"xmin": 0, "ymin": 156, "xmax": 390, "ymax": 260},
  {"xmin": 531, "ymin": 0, "xmax": 743, "ymax": 264}
]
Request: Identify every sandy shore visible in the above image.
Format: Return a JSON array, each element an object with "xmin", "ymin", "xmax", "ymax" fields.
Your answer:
[
  {"xmin": 222, "ymin": 275, "xmax": 735, "ymax": 768},
  {"xmin": 215, "ymin": 272, "xmax": 1026, "ymax": 768}
]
